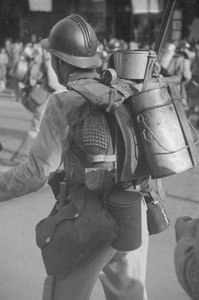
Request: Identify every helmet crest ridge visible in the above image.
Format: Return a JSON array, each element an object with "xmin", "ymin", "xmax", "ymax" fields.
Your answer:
[{"xmin": 69, "ymin": 14, "xmax": 92, "ymax": 55}]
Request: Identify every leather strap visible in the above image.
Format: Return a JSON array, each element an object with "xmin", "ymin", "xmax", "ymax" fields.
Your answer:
[
  {"xmin": 67, "ymin": 81, "xmax": 104, "ymax": 106},
  {"xmin": 51, "ymin": 275, "xmax": 57, "ymax": 300},
  {"xmin": 142, "ymin": 51, "xmax": 157, "ymax": 91},
  {"xmin": 156, "ymin": 179, "xmax": 166, "ymax": 201},
  {"xmin": 87, "ymin": 154, "xmax": 116, "ymax": 163},
  {"xmin": 67, "ymin": 81, "xmax": 134, "ymax": 112},
  {"xmin": 169, "ymin": 84, "xmax": 198, "ymax": 167}
]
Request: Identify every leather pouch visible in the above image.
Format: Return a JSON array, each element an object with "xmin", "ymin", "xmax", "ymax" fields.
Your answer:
[
  {"xmin": 145, "ymin": 191, "xmax": 170, "ymax": 235},
  {"xmin": 35, "ymin": 188, "xmax": 118, "ymax": 275}
]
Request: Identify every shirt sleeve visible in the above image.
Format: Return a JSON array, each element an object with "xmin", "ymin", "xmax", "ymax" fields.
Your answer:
[
  {"xmin": 174, "ymin": 234, "xmax": 199, "ymax": 299},
  {"xmin": 0, "ymin": 92, "xmax": 71, "ymax": 202}
]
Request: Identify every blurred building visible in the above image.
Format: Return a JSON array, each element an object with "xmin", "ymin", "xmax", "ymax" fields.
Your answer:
[{"xmin": 0, "ymin": 0, "xmax": 199, "ymax": 48}]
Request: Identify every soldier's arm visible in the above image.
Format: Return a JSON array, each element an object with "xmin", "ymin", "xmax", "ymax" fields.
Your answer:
[{"xmin": 0, "ymin": 93, "xmax": 68, "ymax": 202}]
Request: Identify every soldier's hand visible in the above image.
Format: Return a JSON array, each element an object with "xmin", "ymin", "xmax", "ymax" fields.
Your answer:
[{"xmin": 175, "ymin": 216, "xmax": 199, "ymax": 242}]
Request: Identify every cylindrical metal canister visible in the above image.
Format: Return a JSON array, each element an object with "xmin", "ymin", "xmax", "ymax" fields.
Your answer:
[
  {"xmin": 108, "ymin": 188, "xmax": 142, "ymax": 251},
  {"xmin": 113, "ymin": 50, "xmax": 151, "ymax": 80},
  {"xmin": 129, "ymin": 84, "xmax": 198, "ymax": 178}
]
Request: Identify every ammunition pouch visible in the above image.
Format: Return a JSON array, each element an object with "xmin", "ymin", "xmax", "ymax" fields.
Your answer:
[
  {"xmin": 145, "ymin": 191, "xmax": 170, "ymax": 235},
  {"xmin": 140, "ymin": 179, "xmax": 170, "ymax": 235},
  {"xmin": 35, "ymin": 184, "xmax": 118, "ymax": 275}
]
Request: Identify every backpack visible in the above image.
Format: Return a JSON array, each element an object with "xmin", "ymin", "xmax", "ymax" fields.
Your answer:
[
  {"xmin": 35, "ymin": 52, "xmax": 198, "ymax": 276},
  {"xmin": 66, "ymin": 77, "xmax": 150, "ymax": 193},
  {"xmin": 66, "ymin": 69, "xmax": 198, "ymax": 191}
]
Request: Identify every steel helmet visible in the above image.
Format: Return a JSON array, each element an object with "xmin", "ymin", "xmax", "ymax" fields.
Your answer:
[
  {"xmin": 108, "ymin": 38, "xmax": 121, "ymax": 52},
  {"xmin": 41, "ymin": 14, "xmax": 101, "ymax": 69},
  {"xmin": 177, "ymin": 40, "xmax": 191, "ymax": 51}
]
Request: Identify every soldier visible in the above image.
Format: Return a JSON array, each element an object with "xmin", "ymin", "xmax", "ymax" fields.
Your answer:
[
  {"xmin": 0, "ymin": 14, "xmax": 167, "ymax": 300},
  {"xmin": 174, "ymin": 216, "xmax": 199, "ymax": 299},
  {"xmin": 163, "ymin": 40, "xmax": 192, "ymax": 113}
]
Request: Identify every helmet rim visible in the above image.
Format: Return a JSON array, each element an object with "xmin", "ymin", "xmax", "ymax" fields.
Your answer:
[{"xmin": 41, "ymin": 38, "xmax": 101, "ymax": 69}]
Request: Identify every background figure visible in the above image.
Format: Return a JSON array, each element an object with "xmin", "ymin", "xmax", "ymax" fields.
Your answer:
[
  {"xmin": 6, "ymin": 39, "xmax": 24, "ymax": 90},
  {"xmin": 3, "ymin": 37, "xmax": 13, "ymax": 86},
  {"xmin": 158, "ymin": 42, "xmax": 176, "ymax": 71},
  {"xmin": 159, "ymin": 40, "xmax": 192, "ymax": 113},
  {"xmin": 97, "ymin": 42, "xmax": 109, "ymax": 72},
  {"xmin": 0, "ymin": 46, "xmax": 9, "ymax": 91},
  {"xmin": 186, "ymin": 42, "xmax": 199, "ymax": 121},
  {"xmin": 10, "ymin": 43, "xmax": 63, "ymax": 165},
  {"xmin": 174, "ymin": 216, "xmax": 199, "ymax": 299}
]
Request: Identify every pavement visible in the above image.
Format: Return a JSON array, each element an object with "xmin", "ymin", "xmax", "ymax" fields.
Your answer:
[{"xmin": 0, "ymin": 92, "xmax": 199, "ymax": 300}]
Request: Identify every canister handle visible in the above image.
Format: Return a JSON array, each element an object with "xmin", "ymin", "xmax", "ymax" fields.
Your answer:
[
  {"xmin": 188, "ymin": 121, "xmax": 199, "ymax": 146},
  {"xmin": 137, "ymin": 114, "xmax": 199, "ymax": 153}
]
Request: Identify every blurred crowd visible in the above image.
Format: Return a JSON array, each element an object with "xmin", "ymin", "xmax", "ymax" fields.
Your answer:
[
  {"xmin": 0, "ymin": 37, "xmax": 44, "ymax": 94},
  {"xmin": 158, "ymin": 39, "xmax": 199, "ymax": 121},
  {"xmin": 0, "ymin": 37, "xmax": 16, "ymax": 92},
  {"xmin": 0, "ymin": 36, "xmax": 199, "ymax": 121},
  {"xmin": 0, "ymin": 37, "xmax": 63, "ymax": 165},
  {"xmin": 0, "ymin": 37, "xmax": 141, "ymax": 95}
]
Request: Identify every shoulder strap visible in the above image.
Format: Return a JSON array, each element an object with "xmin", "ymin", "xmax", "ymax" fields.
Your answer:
[
  {"xmin": 66, "ymin": 80, "xmax": 134, "ymax": 112},
  {"xmin": 67, "ymin": 81, "xmax": 103, "ymax": 106}
]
